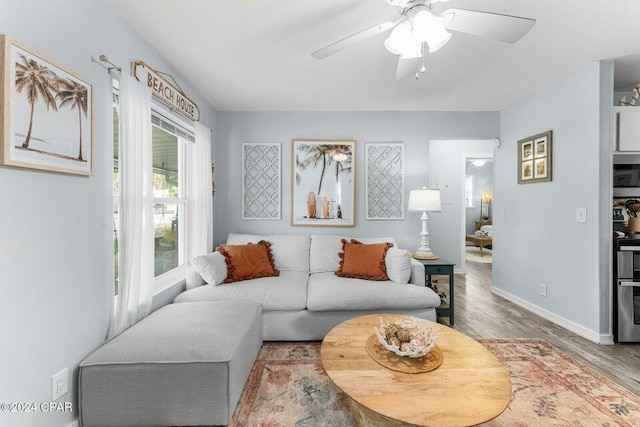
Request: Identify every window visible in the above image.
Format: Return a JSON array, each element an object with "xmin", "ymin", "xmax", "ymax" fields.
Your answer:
[
  {"xmin": 112, "ymin": 84, "xmax": 195, "ymax": 294},
  {"xmin": 465, "ymin": 175, "xmax": 474, "ymax": 208},
  {"xmin": 151, "ymin": 111, "xmax": 194, "ymax": 284}
]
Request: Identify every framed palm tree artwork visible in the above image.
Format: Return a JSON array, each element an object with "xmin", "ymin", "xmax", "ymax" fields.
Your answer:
[
  {"xmin": 0, "ymin": 35, "xmax": 93, "ymax": 175},
  {"xmin": 292, "ymin": 139, "xmax": 356, "ymax": 226}
]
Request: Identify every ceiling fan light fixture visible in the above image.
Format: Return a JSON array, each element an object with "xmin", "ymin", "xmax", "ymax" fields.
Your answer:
[
  {"xmin": 385, "ymin": 20, "xmax": 419, "ymax": 56},
  {"xmin": 424, "ymin": 23, "xmax": 452, "ymax": 52},
  {"xmin": 408, "ymin": 7, "xmax": 452, "ymax": 53}
]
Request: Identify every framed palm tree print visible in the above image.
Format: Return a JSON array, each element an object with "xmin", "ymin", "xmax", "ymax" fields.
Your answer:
[
  {"xmin": 0, "ymin": 35, "xmax": 93, "ymax": 175},
  {"xmin": 292, "ymin": 139, "xmax": 356, "ymax": 226}
]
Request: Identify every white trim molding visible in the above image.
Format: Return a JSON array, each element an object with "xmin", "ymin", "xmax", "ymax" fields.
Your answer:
[{"xmin": 491, "ymin": 286, "xmax": 614, "ymax": 345}]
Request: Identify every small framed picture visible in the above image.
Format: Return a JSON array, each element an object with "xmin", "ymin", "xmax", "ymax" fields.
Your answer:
[
  {"xmin": 521, "ymin": 141, "xmax": 533, "ymax": 161},
  {"xmin": 535, "ymin": 138, "xmax": 547, "ymax": 157},
  {"xmin": 534, "ymin": 158, "xmax": 547, "ymax": 179},
  {"xmin": 518, "ymin": 130, "xmax": 552, "ymax": 184},
  {"xmin": 522, "ymin": 160, "xmax": 534, "ymax": 181}
]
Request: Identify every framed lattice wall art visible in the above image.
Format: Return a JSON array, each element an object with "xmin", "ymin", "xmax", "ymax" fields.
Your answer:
[
  {"xmin": 242, "ymin": 143, "xmax": 281, "ymax": 220},
  {"xmin": 366, "ymin": 142, "xmax": 405, "ymax": 220}
]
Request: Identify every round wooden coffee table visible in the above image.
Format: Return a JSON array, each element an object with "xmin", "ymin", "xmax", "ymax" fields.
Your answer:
[{"xmin": 321, "ymin": 314, "xmax": 511, "ymax": 427}]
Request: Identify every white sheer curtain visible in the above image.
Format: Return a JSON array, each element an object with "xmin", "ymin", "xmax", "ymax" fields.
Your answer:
[
  {"xmin": 108, "ymin": 74, "xmax": 154, "ymax": 340},
  {"xmin": 188, "ymin": 122, "xmax": 214, "ymax": 258}
]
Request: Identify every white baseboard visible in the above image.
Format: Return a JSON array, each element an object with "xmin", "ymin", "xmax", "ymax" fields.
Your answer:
[{"xmin": 490, "ymin": 286, "xmax": 614, "ymax": 345}]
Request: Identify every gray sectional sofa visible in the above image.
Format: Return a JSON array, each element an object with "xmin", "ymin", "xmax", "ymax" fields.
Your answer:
[
  {"xmin": 79, "ymin": 233, "xmax": 442, "ymax": 426},
  {"xmin": 174, "ymin": 233, "xmax": 442, "ymax": 340}
]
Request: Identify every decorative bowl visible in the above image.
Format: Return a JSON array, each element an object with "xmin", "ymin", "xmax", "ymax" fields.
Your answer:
[{"xmin": 373, "ymin": 316, "xmax": 437, "ymax": 358}]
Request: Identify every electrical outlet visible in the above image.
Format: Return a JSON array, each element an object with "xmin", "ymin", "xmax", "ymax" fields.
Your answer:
[
  {"xmin": 539, "ymin": 284, "xmax": 547, "ymax": 297},
  {"xmin": 51, "ymin": 368, "xmax": 68, "ymax": 400}
]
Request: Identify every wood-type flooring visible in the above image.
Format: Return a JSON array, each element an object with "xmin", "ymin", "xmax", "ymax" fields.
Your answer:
[{"xmin": 435, "ymin": 260, "xmax": 640, "ymax": 395}]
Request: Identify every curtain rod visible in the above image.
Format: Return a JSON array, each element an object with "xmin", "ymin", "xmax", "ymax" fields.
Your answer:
[{"xmin": 92, "ymin": 54, "xmax": 122, "ymax": 74}]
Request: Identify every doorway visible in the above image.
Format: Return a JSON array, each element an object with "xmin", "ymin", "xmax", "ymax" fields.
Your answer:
[{"xmin": 464, "ymin": 158, "xmax": 494, "ymax": 268}]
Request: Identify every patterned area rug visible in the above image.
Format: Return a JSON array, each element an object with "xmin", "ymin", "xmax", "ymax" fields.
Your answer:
[
  {"xmin": 230, "ymin": 339, "xmax": 640, "ymax": 427},
  {"xmin": 466, "ymin": 246, "xmax": 492, "ymax": 263}
]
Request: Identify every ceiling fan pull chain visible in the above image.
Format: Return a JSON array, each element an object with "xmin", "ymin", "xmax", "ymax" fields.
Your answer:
[{"xmin": 415, "ymin": 43, "xmax": 426, "ymax": 80}]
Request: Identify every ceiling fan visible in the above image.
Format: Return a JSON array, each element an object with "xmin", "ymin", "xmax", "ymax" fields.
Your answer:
[{"xmin": 311, "ymin": 0, "xmax": 536, "ymax": 80}]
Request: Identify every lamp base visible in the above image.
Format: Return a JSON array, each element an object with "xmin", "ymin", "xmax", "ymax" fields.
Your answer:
[{"xmin": 412, "ymin": 251, "xmax": 440, "ymax": 260}]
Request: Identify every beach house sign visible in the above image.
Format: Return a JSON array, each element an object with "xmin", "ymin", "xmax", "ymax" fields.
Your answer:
[{"xmin": 133, "ymin": 60, "xmax": 200, "ymax": 121}]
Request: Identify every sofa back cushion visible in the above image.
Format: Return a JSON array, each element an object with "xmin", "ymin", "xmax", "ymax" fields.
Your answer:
[
  {"xmin": 309, "ymin": 234, "xmax": 396, "ymax": 273},
  {"xmin": 225, "ymin": 233, "xmax": 310, "ymax": 273}
]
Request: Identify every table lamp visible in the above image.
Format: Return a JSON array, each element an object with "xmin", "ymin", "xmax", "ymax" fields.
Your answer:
[{"xmin": 408, "ymin": 187, "xmax": 441, "ymax": 260}]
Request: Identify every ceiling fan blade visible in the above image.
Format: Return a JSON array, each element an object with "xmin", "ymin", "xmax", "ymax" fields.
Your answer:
[
  {"xmin": 441, "ymin": 8, "xmax": 536, "ymax": 44},
  {"xmin": 311, "ymin": 20, "xmax": 398, "ymax": 59},
  {"xmin": 395, "ymin": 57, "xmax": 421, "ymax": 81}
]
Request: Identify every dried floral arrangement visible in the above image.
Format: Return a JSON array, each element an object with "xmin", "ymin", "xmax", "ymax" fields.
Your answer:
[{"xmin": 374, "ymin": 316, "xmax": 437, "ymax": 358}]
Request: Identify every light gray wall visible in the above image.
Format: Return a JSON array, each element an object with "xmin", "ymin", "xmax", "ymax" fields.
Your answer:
[
  {"xmin": 215, "ymin": 112, "xmax": 500, "ymax": 251},
  {"xmin": 465, "ymin": 161, "xmax": 494, "ymax": 235},
  {"xmin": 0, "ymin": 1, "xmax": 216, "ymax": 426},
  {"xmin": 428, "ymin": 140, "xmax": 495, "ymax": 269},
  {"xmin": 495, "ymin": 61, "xmax": 607, "ymax": 341}
]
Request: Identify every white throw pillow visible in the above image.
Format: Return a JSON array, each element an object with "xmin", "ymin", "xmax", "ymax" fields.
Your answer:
[
  {"xmin": 191, "ymin": 251, "xmax": 227, "ymax": 285},
  {"xmin": 385, "ymin": 247, "xmax": 412, "ymax": 284}
]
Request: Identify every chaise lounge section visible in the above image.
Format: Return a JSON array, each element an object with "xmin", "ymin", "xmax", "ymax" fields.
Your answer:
[{"xmin": 78, "ymin": 301, "xmax": 262, "ymax": 427}]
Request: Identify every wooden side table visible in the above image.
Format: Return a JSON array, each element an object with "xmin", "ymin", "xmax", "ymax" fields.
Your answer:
[{"xmin": 415, "ymin": 258, "xmax": 456, "ymax": 325}]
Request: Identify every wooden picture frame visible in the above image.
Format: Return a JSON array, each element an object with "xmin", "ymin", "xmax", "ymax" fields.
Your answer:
[
  {"xmin": 0, "ymin": 35, "xmax": 94, "ymax": 175},
  {"xmin": 518, "ymin": 130, "xmax": 552, "ymax": 184},
  {"xmin": 292, "ymin": 139, "xmax": 356, "ymax": 227}
]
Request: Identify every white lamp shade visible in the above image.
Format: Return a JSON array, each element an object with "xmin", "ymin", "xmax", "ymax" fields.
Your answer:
[
  {"xmin": 385, "ymin": 20, "xmax": 424, "ymax": 58},
  {"xmin": 408, "ymin": 188, "xmax": 441, "ymax": 212}
]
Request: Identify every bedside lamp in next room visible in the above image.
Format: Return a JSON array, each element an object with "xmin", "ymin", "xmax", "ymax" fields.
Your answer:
[{"xmin": 408, "ymin": 187, "xmax": 441, "ymax": 260}]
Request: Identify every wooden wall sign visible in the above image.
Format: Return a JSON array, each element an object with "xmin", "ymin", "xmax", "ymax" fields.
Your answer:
[{"xmin": 133, "ymin": 60, "xmax": 200, "ymax": 121}]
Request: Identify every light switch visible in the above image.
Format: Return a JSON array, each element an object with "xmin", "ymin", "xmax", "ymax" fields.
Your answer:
[
  {"xmin": 576, "ymin": 207, "xmax": 587, "ymax": 223},
  {"xmin": 499, "ymin": 208, "xmax": 505, "ymax": 218}
]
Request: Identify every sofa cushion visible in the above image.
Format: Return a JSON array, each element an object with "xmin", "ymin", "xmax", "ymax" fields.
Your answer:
[
  {"xmin": 192, "ymin": 251, "xmax": 227, "ymax": 285},
  {"xmin": 307, "ymin": 272, "xmax": 440, "ymax": 311},
  {"xmin": 385, "ymin": 247, "xmax": 412, "ymax": 284},
  {"xmin": 226, "ymin": 233, "xmax": 310, "ymax": 273},
  {"xmin": 266, "ymin": 234, "xmax": 310, "ymax": 273},
  {"xmin": 174, "ymin": 270, "xmax": 308, "ymax": 311},
  {"xmin": 309, "ymin": 234, "xmax": 396, "ymax": 273},
  {"xmin": 217, "ymin": 241, "xmax": 279, "ymax": 283},
  {"xmin": 336, "ymin": 239, "xmax": 392, "ymax": 281}
]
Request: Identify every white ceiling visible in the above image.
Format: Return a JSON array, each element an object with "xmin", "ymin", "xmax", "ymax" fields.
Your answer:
[{"xmin": 104, "ymin": 0, "xmax": 640, "ymax": 112}]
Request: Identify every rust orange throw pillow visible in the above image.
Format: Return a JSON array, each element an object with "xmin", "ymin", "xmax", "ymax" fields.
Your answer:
[
  {"xmin": 216, "ymin": 240, "xmax": 279, "ymax": 283},
  {"xmin": 335, "ymin": 239, "xmax": 393, "ymax": 281}
]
